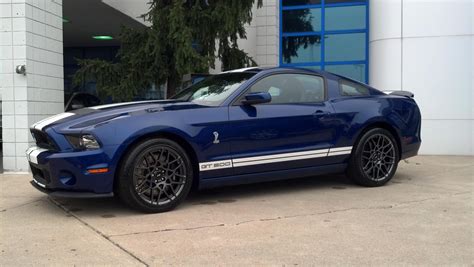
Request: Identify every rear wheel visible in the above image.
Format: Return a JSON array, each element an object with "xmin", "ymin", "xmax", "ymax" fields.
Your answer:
[
  {"xmin": 347, "ymin": 128, "xmax": 399, "ymax": 186},
  {"xmin": 117, "ymin": 138, "xmax": 193, "ymax": 213}
]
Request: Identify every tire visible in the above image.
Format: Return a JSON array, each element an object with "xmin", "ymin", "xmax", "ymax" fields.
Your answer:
[
  {"xmin": 347, "ymin": 128, "xmax": 400, "ymax": 187},
  {"xmin": 117, "ymin": 138, "xmax": 194, "ymax": 213}
]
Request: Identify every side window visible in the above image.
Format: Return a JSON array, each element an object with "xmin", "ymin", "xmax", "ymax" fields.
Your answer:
[
  {"xmin": 340, "ymin": 80, "xmax": 370, "ymax": 96},
  {"xmin": 249, "ymin": 74, "xmax": 325, "ymax": 104}
]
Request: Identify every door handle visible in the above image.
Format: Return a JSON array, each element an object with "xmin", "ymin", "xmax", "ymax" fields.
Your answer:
[{"xmin": 314, "ymin": 110, "xmax": 329, "ymax": 116}]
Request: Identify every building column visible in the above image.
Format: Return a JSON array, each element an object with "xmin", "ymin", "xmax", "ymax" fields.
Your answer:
[
  {"xmin": 0, "ymin": 0, "xmax": 64, "ymax": 172},
  {"xmin": 255, "ymin": 0, "xmax": 279, "ymax": 67}
]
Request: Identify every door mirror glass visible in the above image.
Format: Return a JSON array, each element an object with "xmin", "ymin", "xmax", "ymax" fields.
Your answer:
[{"xmin": 242, "ymin": 92, "xmax": 272, "ymax": 105}]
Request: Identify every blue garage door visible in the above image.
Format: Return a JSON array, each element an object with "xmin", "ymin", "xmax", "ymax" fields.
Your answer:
[{"xmin": 280, "ymin": 0, "xmax": 369, "ymax": 83}]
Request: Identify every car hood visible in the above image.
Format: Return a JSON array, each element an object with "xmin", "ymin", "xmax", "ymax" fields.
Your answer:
[{"xmin": 31, "ymin": 100, "xmax": 207, "ymax": 132}]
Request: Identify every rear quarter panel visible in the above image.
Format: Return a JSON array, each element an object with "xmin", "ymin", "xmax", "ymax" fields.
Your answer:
[{"xmin": 330, "ymin": 95, "xmax": 421, "ymax": 157}]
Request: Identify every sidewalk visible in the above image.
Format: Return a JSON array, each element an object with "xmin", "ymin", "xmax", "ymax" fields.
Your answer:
[{"xmin": 1, "ymin": 156, "xmax": 472, "ymax": 266}]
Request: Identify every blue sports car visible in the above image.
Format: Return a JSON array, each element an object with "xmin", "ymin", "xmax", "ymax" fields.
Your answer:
[{"xmin": 26, "ymin": 67, "xmax": 421, "ymax": 213}]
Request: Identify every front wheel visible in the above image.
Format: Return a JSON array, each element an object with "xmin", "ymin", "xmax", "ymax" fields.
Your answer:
[
  {"xmin": 117, "ymin": 138, "xmax": 194, "ymax": 213},
  {"xmin": 347, "ymin": 128, "xmax": 400, "ymax": 187}
]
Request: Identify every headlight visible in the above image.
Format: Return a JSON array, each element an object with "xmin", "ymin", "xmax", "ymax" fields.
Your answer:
[{"xmin": 66, "ymin": 134, "xmax": 100, "ymax": 150}]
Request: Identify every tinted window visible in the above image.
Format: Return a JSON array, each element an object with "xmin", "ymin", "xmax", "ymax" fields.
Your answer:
[
  {"xmin": 249, "ymin": 74, "xmax": 325, "ymax": 104},
  {"xmin": 283, "ymin": 0, "xmax": 321, "ymax": 6},
  {"xmin": 326, "ymin": 0, "xmax": 366, "ymax": 3},
  {"xmin": 325, "ymin": 64, "xmax": 366, "ymax": 82},
  {"xmin": 340, "ymin": 80, "xmax": 369, "ymax": 96},
  {"xmin": 324, "ymin": 33, "xmax": 366, "ymax": 61},
  {"xmin": 172, "ymin": 73, "xmax": 255, "ymax": 106},
  {"xmin": 283, "ymin": 8, "xmax": 321, "ymax": 32},
  {"xmin": 325, "ymin": 6, "xmax": 366, "ymax": 31},
  {"xmin": 282, "ymin": 35, "xmax": 322, "ymax": 64}
]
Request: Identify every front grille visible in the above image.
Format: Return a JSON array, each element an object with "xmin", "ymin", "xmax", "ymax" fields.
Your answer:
[
  {"xmin": 30, "ymin": 163, "xmax": 51, "ymax": 184},
  {"xmin": 31, "ymin": 129, "xmax": 58, "ymax": 150}
]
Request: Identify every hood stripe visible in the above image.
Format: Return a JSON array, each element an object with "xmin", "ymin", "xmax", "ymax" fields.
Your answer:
[
  {"xmin": 32, "ymin": 113, "xmax": 75, "ymax": 131},
  {"xmin": 89, "ymin": 100, "xmax": 168, "ymax": 110}
]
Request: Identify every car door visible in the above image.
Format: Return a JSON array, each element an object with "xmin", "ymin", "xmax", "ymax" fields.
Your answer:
[{"xmin": 228, "ymin": 73, "xmax": 337, "ymax": 175}]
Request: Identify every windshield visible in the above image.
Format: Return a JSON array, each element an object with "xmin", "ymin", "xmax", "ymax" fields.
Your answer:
[{"xmin": 172, "ymin": 73, "xmax": 255, "ymax": 106}]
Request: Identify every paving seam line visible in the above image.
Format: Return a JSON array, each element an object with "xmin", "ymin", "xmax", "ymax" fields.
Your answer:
[{"xmin": 47, "ymin": 197, "xmax": 149, "ymax": 267}]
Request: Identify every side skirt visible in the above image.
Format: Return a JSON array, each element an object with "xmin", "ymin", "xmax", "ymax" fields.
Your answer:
[{"xmin": 198, "ymin": 163, "xmax": 347, "ymax": 189}]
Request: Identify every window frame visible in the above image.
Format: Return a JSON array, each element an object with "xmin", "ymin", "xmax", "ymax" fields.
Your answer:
[{"xmin": 231, "ymin": 72, "xmax": 328, "ymax": 106}]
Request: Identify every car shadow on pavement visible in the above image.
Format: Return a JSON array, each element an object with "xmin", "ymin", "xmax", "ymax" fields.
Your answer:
[{"xmin": 50, "ymin": 173, "xmax": 363, "ymax": 216}]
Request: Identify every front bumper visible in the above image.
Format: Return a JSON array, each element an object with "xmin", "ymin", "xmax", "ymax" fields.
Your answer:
[
  {"xmin": 30, "ymin": 180, "xmax": 113, "ymax": 198},
  {"xmin": 26, "ymin": 146, "xmax": 116, "ymax": 195}
]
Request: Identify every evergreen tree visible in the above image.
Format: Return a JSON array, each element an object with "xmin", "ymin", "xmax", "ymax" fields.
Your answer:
[{"xmin": 74, "ymin": 0, "xmax": 262, "ymax": 101}]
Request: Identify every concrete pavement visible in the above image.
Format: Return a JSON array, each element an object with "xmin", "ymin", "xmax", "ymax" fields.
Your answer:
[{"xmin": 1, "ymin": 156, "xmax": 472, "ymax": 266}]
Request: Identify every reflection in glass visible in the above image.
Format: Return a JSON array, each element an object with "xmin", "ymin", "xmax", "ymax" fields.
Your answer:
[
  {"xmin": 325, "ymin": 64, "xmax": 366, "ymax": 82},
  {"xmin": 325, "ymin": 0, "xmax": 366, "ymax": 4},
  {"xmin": 324, "ymin": 33, "xmax": 366, "ymax": 61},
  {"xmin": 283, "ymin": 0, "xmax": 321, "ymax": 6},
  {"xmin": 282, "ymin": 35, "xmax": 322, "ymax": 64},
  {"xmin": 325, "ymin": 6, "xmax": 366, "ymax": 31},
  {"xmin": 283, "ymin": 8, "xmax": 321, "ymax": 32},
  {"xmin": 301, "ymin": 66, "xmax": 321, "ymax": 72}
]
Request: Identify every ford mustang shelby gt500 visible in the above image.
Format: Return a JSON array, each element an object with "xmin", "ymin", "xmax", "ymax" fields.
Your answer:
[{"xmin": 26, "ymin": 67, "xmax": 421, "ymax": 213}]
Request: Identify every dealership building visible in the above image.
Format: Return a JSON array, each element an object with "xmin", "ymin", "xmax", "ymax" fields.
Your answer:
[{"xmin": 0, "ymin": 0, "xmax": 472, "ymax": 171}]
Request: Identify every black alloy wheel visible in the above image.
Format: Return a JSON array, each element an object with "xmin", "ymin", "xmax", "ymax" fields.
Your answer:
[
  {"xmin": 347, "ymin": 128, "xmax": 400, "ymax": 186},
  {"xmin": 361, "ymin": 133, "xmax": 396, "ymax": 181},
  {"xmin": 117, "ymin": 138, "xmax": 193, "ymax": 213},
  {"xmin": 133, "ymin": 146, "xmax": 187, "ymax": 205}
]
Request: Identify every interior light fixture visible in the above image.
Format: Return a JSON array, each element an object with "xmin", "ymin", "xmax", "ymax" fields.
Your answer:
[{"xmin": 92, "ymin": 35, "xmax": 114, "ymax": 40}]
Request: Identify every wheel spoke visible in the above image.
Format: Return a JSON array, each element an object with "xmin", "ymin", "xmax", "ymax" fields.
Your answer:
[
  {"xmin": 132, "ymin": 145, "xmax": 187, "ymax": 206},
  {"xmin": 360, "ymin": 134, "xmax": 396, "ymax": 182}
]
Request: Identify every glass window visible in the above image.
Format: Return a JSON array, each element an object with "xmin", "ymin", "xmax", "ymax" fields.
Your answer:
[
  {"xmin": 339, "ymin": 79, "xmax": 369, "ymax": 96},
  {"xmin": 283, "ymin": 8, "xmax": 321, "ymax": 32},
  {"xmin": 302, "ymin": 66, "xmax": 321, "ymax": 72},
  {"xmin": 324, "ymin": 33, "xmax": 366, "ymax": 61},
  {"xmin": 172, "ymin": 73, "xmax": 255, "ymax": 106},
  {"xmin": 325, "ymin": 6, "xmax": 366, "ymax": 31},
  {"xmin": 325, "ymin": 0, "xmax": 366, "ymax": 4},
  {"xmin": 282, "ymin": 35, "xmax": 322, "ymax": 64},
  {"xmin": 283, "ymin": 0, "xmax": 321, "ymax": 6},
  {"xmin": 249, "ymin": 74, "xmax": 325, "ymax": 104},
  {"xmin": 325, "ymin": 64, "xmax": 366, "ymax": 82}
]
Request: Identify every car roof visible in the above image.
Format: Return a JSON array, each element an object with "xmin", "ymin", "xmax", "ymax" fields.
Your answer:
[{"xmin": 220, "ymin": 66, "xmax": 331, "ymax": 76}]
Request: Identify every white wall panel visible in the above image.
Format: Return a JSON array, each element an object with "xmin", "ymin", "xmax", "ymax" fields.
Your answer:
[
  {"xmin": 420, "ymin": 119, "xmax": 473, "ymax": 155},
  {"xmin": 403, "ymin": 35, "xmax": 472, "ymax": 120},
  {"xmin": 403, "ymin": 0, "xmax": 472, "ymax": 37},
  {"xmin": 1, "ymin": 0, "xmax": 64, "ymax": 171},
  {"xmin": 369, "ymin": 38, "xmax": 402, "ymax": 90},
  {"xmin": 369, "ymin": 0, "xmax": 401, "ymax": 41}
]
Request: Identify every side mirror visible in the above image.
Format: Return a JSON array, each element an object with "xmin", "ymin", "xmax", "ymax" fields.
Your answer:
[
  {"xmin": 71, "ymin": 103, "xmax": 85, "ymax": 110},
  {"xmin": 241, "ymin": 92, "xmax": 271, "ymax": 105}
]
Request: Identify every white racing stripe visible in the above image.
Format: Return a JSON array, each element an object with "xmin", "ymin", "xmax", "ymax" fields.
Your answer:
[
  {"xmin": 200, "ymin": 146, "xmax": 353, "ymax": 171},
  {"xmin": 233, "ymin": 152, "xmax": 327, "ymax": 167},
  {"xmin": 88, "ymin": 100, "xmax": 167, "ymax": 110},
  {"xmin": 32, "ymin": 113, "xmax": 75, "ymax": 130},
  {"xmin": 233, "ymin": 148, "xmax": 328, "ymax": 163},
  {"xmin": 25, "ymin": 146, "xmax": 49, "ymax": 164},
  {"xmin": 327, "ymin": 146, "xmax": 352, "ymax": 156},
  {"xmin": 329, "ymin": 146, "xmax": 352, "ymax": 152}
]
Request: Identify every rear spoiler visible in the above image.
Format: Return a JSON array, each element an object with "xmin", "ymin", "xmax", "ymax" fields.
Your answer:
[{"xmin": 383, "ymin": 90, "xmax": 414, "ymax": 98}]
